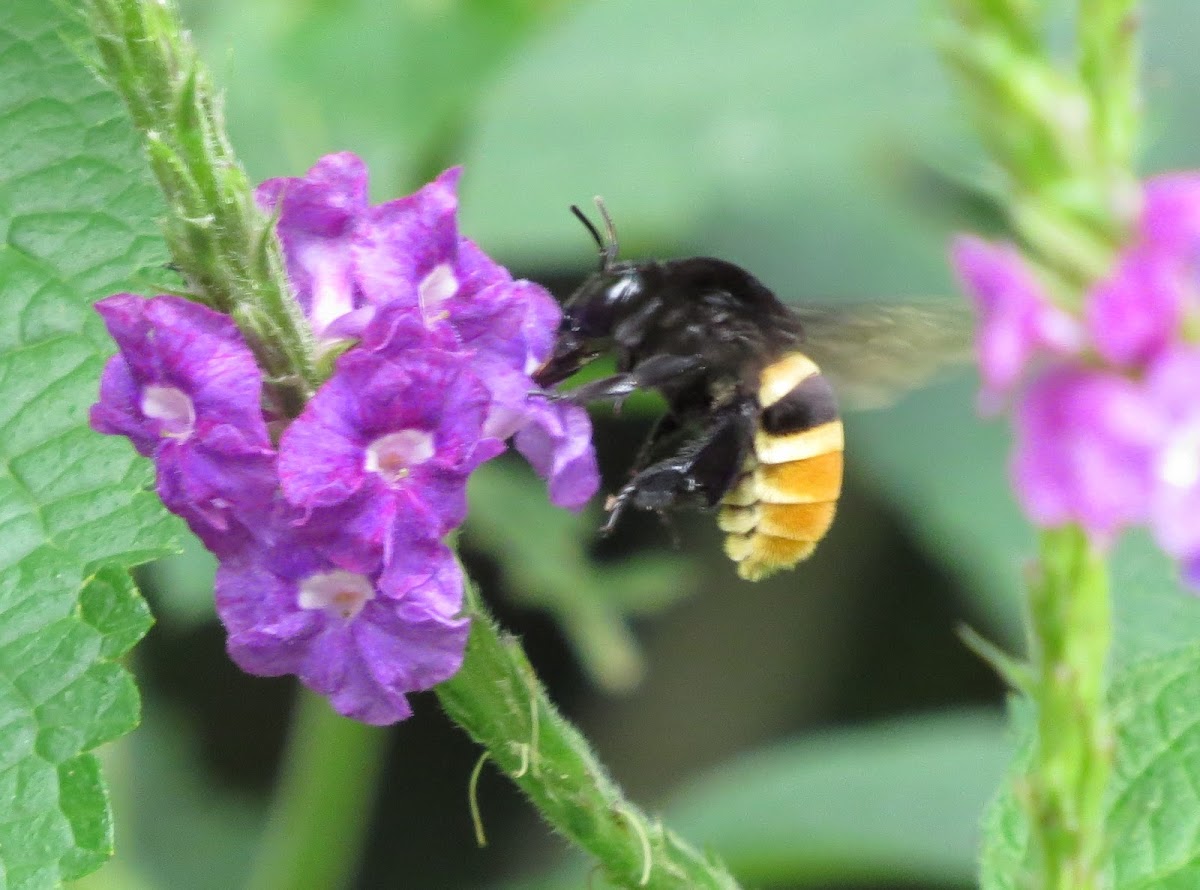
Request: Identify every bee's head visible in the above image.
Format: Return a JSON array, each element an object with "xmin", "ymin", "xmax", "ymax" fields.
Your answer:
[{"xmin": 534, "ymin": 201, "xmax": 649, "ymax": 386}]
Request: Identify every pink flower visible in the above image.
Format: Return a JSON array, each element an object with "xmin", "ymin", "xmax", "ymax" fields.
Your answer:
[
  {"xmin": 1012, "ymin": 367, "xmax": 1162, "ymax": 543},
  {"xmin": 954, "ymin": 174, "xmax": 1200, "ymax": 589},
  {"xmin": 951, "ymin": 236, "xmax": 1083, "ymax": 412}
]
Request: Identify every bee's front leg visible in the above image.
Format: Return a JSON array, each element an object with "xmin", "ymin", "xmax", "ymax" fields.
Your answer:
[{"xmin": 553, "ymin": 354, "xmax": 703, "ymax": 406}]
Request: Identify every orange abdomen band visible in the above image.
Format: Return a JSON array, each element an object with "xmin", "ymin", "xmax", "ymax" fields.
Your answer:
[{"xmin": 718, "ymin": 353, "xmax": 844, "ymax": 581}]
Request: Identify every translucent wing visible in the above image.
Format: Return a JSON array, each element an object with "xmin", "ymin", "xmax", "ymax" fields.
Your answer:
[{"xmin": 788, "ymin": 301, "xmax": 976, "ymax": 409}]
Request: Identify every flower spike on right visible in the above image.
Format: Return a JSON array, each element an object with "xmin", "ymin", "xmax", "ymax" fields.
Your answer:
[{"xmin": 953, "ymin": 173, "xmax": 1200, "ymax": 589}]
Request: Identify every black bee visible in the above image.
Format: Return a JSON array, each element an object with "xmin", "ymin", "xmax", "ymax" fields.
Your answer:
[{"xmin": 534, "ymin": 201, "xmax": 972, "ymax": 581}]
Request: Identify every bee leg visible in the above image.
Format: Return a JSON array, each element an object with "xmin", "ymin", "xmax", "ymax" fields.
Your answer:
[
  {"xmin": 556, "ymin": 354, "xmax": 703, "ymax": 406},
  {"xmin": 599, "ymin": 401, "xmax": 755, "ymax": 534},
  {"xmin": 628, "ymin": 413, "xmax": 686, "ymax": 478}
]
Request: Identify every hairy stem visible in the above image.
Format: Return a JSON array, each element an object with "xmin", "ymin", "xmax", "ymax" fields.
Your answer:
[
  {"xmin": 82, "ymin": 0, "xmax": 319, "ymax": 414},
  {"xmin": 436, "ymin": 587, "xmax": 741, "ymax": 890},
  {"xmin": 1078, "ymin": 0, "xmax": 1140, "ymax": 172},
  {"xmin": 1022, "ymin": 528, "xmax": 1112, "ymax": 889},
  {"xmin": 937, "ymin": 0, "xmax": 1141, "ymax": 284}
]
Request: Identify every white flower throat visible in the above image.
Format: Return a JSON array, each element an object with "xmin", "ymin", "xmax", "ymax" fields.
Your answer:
[{"xmin": 365, "ymin": 429, "xmax": 436, "ymax": 483}]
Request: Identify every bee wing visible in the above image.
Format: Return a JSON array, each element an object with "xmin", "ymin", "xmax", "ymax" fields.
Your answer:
[{"xmin": 788, "ymin": 301, "xmax": 976, "ymax": 410}]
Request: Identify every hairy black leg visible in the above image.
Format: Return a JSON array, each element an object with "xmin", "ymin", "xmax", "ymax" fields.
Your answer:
[
  {"xmin": 600, "ymin": 401, "xmax": 756, "ymax": 535},
  {"xmin": 558, "ymin": 354, "xmax": 703, "ymax": 406},
  {"xmin": 627, "ymin": 412, "xmax": 686, "ymax": 479}
]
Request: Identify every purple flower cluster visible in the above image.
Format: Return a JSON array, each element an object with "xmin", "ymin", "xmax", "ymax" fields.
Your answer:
[
  {"xmin": 91, "ymin": 155, "xmax": 599, "ymax": 723},
  {"xmin": 953, "ymin": 173, "xmax": 1200, "ymax": 586}
]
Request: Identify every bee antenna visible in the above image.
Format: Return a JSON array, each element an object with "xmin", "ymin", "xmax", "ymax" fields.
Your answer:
[
  {"xmin": 570, "ymin": 204, "xmax": 605, "ymax": 263},
  {"xmin": 569, "ymin": 199, "xmax": 620, "ymax": 271},
  {"xmin": 593, "ymin": 196, "xmax": 619, "ymax": 270}
]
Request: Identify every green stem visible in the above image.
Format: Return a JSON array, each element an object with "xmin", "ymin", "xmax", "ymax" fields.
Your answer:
[
  {"xmin": 937, "ymin": 0, "xmax": 1140, "ymax": 276},
  {"xmin": 246, "ymin": 688, "xmax": 389, "ymax": 890},
  {"xmin": 435, "ymin": 587, "xmax": 741, "ymax": 890},
  {"xmin": 82, "ymin": 0, "xmax": 320, "ymax": 414},
  {"xmin": 1078, "ymin": 0, "xmax": 1140, "ymax": 172},
  {"xmin": 1023, "ymin": 527, "xmax": 1113, "ymax": 889}
]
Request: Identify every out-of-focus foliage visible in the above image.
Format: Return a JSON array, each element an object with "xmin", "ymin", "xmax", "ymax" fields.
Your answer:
[
  {"xmin": 185, "ymin": 0, "xmax": 572, "ymax": 192},
  {"xmin": 513, "ymin": 711, "xmax": 1011, "ymax": 889},
  {"xmin": 666, "ymin": 710, "xmax": 1010, "ymax": 888}
]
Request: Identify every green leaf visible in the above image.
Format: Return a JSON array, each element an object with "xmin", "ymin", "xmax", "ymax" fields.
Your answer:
[
  {"xmin": 0, "ymin": 3, "xmax": 177, "ymax": 886},
  {"xmin": 1110, "ymin": 532, "xmax": 1200, "ymax": 669},
  {"xmin": 1106, "ymin": 644, "xmax": 1200, "ymax": 888},
  {"xmin": 980, "ymin": 533, "xmax": 1200, "ymax": 887},
  {"xmin": 977, "ymin": 697, "xmax": 1033, "ymax": 890}
]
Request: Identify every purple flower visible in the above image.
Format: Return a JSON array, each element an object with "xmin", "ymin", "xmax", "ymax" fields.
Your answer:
[
  {"xmin": 347, "ymin": 169, "xmax": 599, "ymax": 508},
  {"xmin": 452, "ymin": 280, "xmax": 562, "ymax": 377},
  {"xmin": 263, "ymin": 155, "xmax": 600, "ymax": 511},
  {"xmin": 92, "ymin": 157, "xmax": 604, "ymax": 723},
  {"xmin": 216, "ymin": 511, "xmax": 468, "ymax": 725},
  {"xmin": 515, "ymin": 401, "xmax": 602, "ymax": 511},
  {"xmin": 89, "ymin": 294, "xmax": 276, "ymax": 555},
  {"xmin": 951, "ymin": 236, "xmax": 1083, "ymax": 412},
  {"xmin": 278, "ymin": 336, "xmax": 500, "ymax": 554},
  {"xmin": 256, "ymin": 153, "xmax": 370, "ymax": 342},
  {"xmin": 1012, "ymin": 366, "xmax": 1164, "ymax": 543},
  {"xmin": 351, "ymin": 167, "xmax": 511, "ymax": 326}
]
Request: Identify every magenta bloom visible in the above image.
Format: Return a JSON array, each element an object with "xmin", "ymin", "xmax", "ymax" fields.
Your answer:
[
  {"xmin": 89, "ymin": 294, "xmax": 276, "ymax": 555},
  {"xmin": 1145, "ymin": 347, "xmax": 1200, "ymax": 578},
  {"xmin": 216, "ymin": 512, "xmax": 467, "ymax": 725},
  {"xmin": 1140, "ymin": 173, "xmax": 1200, "ymax": 257},
  {"xmin": 956, "ymin": 174, "xmax": 1200, "ymax": 589},
  {"xmin": 951, "ymin": 236, "xmax": 1083, "ymax": 412},
  {"xmin": 1012, "ymin": 367, "xmax": 1163, "ymax": 543},
  {"xmin": 1085, "ymin": 247, "xmax": 1181, "ymax": 368},
  {"xmin": 1085, "ymin": 174, "xmax": 1200, "ymax": 368}
]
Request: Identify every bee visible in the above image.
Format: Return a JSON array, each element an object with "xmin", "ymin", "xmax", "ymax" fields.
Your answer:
[{"xmin": 533, "ymin": 201, "xmax": 973, "ymax": 581}]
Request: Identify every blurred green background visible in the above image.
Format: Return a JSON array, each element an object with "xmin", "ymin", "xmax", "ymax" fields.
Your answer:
[{"xmin": 95, "ymin": 2, "xmax": 1200, "ymax": 889}]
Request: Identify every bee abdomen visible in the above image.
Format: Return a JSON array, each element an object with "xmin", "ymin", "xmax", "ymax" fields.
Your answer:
[{"xmin": 717, "ymin": 352, "xmax": 844, "ymax": 582}]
